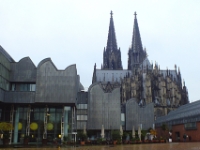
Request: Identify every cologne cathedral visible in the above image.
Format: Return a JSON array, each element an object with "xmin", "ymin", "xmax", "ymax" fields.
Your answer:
[
  {"xmin": 0, "ymin": 11, "xmax": 191, "ymax": 144},
  {"xmin": 92, "ymin": 11, "xmax": 189, "ymax": 117}
]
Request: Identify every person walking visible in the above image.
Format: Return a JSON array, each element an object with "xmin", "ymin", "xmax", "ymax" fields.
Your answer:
[
  {"xmin": 169, "ymin": 131, "xmax": 172, "ymax": 142},
  {"xmin": 183, "ymin": 134, "xmax": 186, "ymax": 142}
]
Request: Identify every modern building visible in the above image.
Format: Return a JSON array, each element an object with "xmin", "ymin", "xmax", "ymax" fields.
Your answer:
[
  {"xmin": 155, "ymin": 100, "xmax": 200, "ymax": 142},
  {"xmin": 0, "ymin": 11, "xmax": 190, "ymax": 145},
  {"xmin": 0, "ymin": 45, "xmax": 83, "ymax": 144}
]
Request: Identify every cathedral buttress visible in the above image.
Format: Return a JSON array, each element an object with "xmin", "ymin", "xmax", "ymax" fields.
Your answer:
[{"xmin": 92, "ymin": 63, "xmax": 97, "ymax": 84}]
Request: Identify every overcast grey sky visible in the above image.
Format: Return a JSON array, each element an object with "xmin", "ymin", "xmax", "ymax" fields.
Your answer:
[{"xmin": 0, "ymin": 0, "xmax": 199, "ymax": 102}]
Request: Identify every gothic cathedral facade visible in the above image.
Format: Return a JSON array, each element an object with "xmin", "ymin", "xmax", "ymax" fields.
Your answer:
[{"xmin": 92, "ymin": 11, "xmax": 189, "ymax": 117}]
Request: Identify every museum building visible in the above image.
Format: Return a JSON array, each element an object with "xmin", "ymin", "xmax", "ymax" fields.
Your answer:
[
  {"xmin": 0, "ymin": 45, "xmax": 83, "ymax": 144},
  {"xmin": 155, "ymin": 100, "xmax": 200, "ymax": 142},
  {"xmin": 0, "ymin": 11, "xmax": 190, "ymax": 145}
]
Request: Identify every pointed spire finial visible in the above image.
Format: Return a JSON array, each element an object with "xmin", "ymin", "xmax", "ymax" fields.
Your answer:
[
  {"xmin": 110, "ymin": 10, "xmax": 113, "ymax": 17},
  {"xmin": 134, "ymin": 11, "xmax": 137, "ymax": 19},
  {"xmin": 183, "ymin": 79, "xmax": 185, "ymax": 86},
  {"xmin": 174, "ymin": 64, "xmax": 177, "ymax": 70}
]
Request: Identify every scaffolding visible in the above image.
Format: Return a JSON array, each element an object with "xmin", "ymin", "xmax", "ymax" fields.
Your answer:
[
  {"xmin": 26, "ymin": 105, "xmax": 31, "ymax": 136},
  {"xmin": 61, "ymin": 106, "xmax": 64, "ymax": 142},
  {"xmin": 43, "ymin": 106, "xmax": 48, "ymax": 139},
  {"xmin": 9, "ymin": 105, "xmax": 14, "ymax": 144}
]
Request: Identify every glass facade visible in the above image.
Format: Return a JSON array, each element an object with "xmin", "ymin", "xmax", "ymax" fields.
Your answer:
[
  {"xmin": 77, "ymin": 115, "xmax": 87, "ymax": 121},
  {"xmin": 0, "ymin": 52, "xmax": 10, "ymax": 91},
  {"xmin": 0, "ymin": 48, "xmax": 78, "ymax": 145},
  {"xmin": 11, "ymin": 83, "xmax": 36, "ymax": 91},
  {"xmin": 0, "ymin": 105, "xmax": 73, "ymax": 144},
  {"xmin": 184, "ymin": 122, "xmax": 197, "ymax": 130},
  {"xmin": 77, "ymin": 104, "xmax": 87, "ymax": 109},
  {"xmin": 76, "ymin": 102, "xmax": 88, "ymax": 130}
]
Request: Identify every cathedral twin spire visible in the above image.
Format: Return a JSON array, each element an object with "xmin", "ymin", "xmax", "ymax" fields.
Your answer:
[
  {"xmin": 131, "ymin": 12, "xmax": 143, "ymax": 53},
  {"xmin": 102, "ymin": 11, "xmax": 145, "ymax": 71},
  {"xmin": 128, "ymin": 12, "xmax": 147, "ymax": 70},
  {"xmin": 102, "ymin": 11, "xmax": 122, "ymax": 70},
  {"xmin": 106, "ymin": 11, "xmax": 118, "ymax": 52}
]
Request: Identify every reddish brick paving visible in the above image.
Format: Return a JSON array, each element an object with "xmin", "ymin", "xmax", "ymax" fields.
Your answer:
[{"xmin": 2, "ymin": 143, "xmax": 200, "ymax": 150}]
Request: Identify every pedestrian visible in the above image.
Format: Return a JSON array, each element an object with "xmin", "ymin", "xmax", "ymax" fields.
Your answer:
[
  {"xmin": 169, "ymin": 131, "xmax": 172, "ymax": 142},
  {"xmin": 183, "ymin": 134, "xmax": 186, "ymax": 142}
]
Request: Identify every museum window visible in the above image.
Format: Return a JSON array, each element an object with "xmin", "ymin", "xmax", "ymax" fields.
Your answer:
[
  {"xmin": 0, "ymin": 54, "xmax": 11, "ymax": 70},
  {"xmin": 11, "ymin": 83, "xmax": 15, "ymax": 91},
  {"xmin": 0, "ymin": 63, "xmax": 10, "ymax": 81},
  {"xmin": 30, "ymin": 84, "xmax": 36, "ymax": 91},
  {"xmin": 77, "ymin": 104, "xmax": 87, "ymax": 109},
  {"xmin": 184, "ymin": 122, "xmax": 197, "ymax": 130},
  {"xmin": 121, "ymin": 113, "xmax": 125, "ymax": 125},
  {"xmin": 0, "ymin": 76, "xmax": 9, "ymax": 91},
  {"xmin": 121, "ymin": 113, "xmax": 125, "ymax": 121},
  {"xmin": 10, "ymin": 83, "xmax": 36, "ymax": 91},
  {"xmin": 77, "ymin": 115, "xmax": 87, "ymax": 121}
]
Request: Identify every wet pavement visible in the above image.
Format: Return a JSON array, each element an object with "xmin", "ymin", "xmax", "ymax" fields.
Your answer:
[{"xmin": 1, "ymin": 143, "xmax": 200, "ymax": 150}]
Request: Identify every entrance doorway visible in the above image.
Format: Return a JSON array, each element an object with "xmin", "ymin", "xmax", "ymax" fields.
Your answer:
[{"xmin": 175, "ymin": 132, "xmax": 180, "ymax": 142}]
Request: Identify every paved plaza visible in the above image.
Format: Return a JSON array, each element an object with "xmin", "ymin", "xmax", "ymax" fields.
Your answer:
[{"xmin": 1, "ymin": 143, "xmax": 200, "ymax": 150}]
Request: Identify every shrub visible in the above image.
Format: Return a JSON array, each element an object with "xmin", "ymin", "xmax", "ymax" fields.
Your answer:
[
  {"xmin": 0, "ymin": 122, "xmax": 13, "ymax": 139},
  {"xmin": 112, "ymin": 130, "xmax": 121, "ymax": 141},
  {"xmin": 77, "ymin": 132, "xmax": 87, "ymax": 141}
]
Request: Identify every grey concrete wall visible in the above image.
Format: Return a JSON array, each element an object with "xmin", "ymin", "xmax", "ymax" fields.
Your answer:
[
  {"xmin": 77, "ymin": 91, "xmax": 88, "ymax": 104},
  {"xmin": 5, "ymin": 91, "xmax": 35, "ymax": 103},
  {"xmin": 10, "ymin": 57, "xmax": 36, "ymax": 82},
  {"xmin": 35, "ymin": 58, "xmax": 78, "ymax": 103},
  {"xmin": 87, "ymin": 83, "xmax": 121, "ymax": 130},
  {"xmin": 77, "ymin": 121, "xmax": 87, "ymax": 131},
  {"xmin": 126, "ymin": 99, "xmax": 154, "ymax": 130}
]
